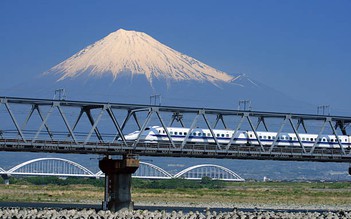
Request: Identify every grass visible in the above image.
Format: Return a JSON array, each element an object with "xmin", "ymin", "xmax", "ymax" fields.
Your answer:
[{"xmin": 0, "ymin": 179, "xmax": 350, "ymax": 207}]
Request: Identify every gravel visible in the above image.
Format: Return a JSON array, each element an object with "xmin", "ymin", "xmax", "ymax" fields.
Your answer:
[{"xmin": 0, "ymin": 207, "xmax": 350, "ymax": 219}]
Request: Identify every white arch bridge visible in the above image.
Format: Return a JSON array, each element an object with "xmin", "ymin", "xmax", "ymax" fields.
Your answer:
[{"xmin": 0, "ymin": 158, "xmax": 244, "ymax": 182}]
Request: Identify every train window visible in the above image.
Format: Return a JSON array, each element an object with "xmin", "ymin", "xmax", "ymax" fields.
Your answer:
[
  {"xmin": 268, "ymin": 136, "xmax": 271, "ymax": 140},
  {"xmin": 203, "ymin": 133, "xmax": 206, "ymax": 136},
  {"xmin": 289, "ymin": 137, "xmax": 292, "ymax": 141},
  {"xmin": 217, "ymin": 134, "xmax": 220, "ymax": 137},
  {"xmin": 170, "ymin": 131, "xmax": 173, "ymax": 135},
  {"xmin": 302, "ymin": 137, "xmax": 305, "ymax": 141},
  {"xmin": 192, "ymin": 132, "xmax": 196, "ymax": 136},
  {"xmin": 158, "ymin": 130, "xmax": 161, "ymax": 133},
  {"xmin": 263, "ymin": 136, "xmax": 266, "ymax": 139},
  {"xmin": 322, "ymin": 138, "xmax": 326, "ymax": 142},
  {"xmin": 163, "ymin": 130, "xmax": 165, "ymax": 134},
  {"xmin": 207, "ymin": 133, "xmax": 211, "ymax": 137},
  {"xmin": 221, "ymin": 134, "xmax": 225, "ymax": 137},
  {"xmin": 179, "ymin": 132, "xmax": 182, "ymax": 135},
  {"xmin": 174, "ymin": 132, "xmax": 178, "ymax": 135},
  {"xmin": 250, "ymin": 134, "xmax": 253, "ymax": 138},
  {"xmin": 259, "ymin": 136, "xmax": 262, "ymax": 139},
  {"xmin": 184, "ymin": 132, "xmax": 187, "ymax": 135},
  {"xmin": 310, "ymin": 138, "xmax": 313, "ymax": 141},
  {"xmin": 331, "ymin": 139, "xmax": 334, "ymax": 142},
  {"xmin": 226, "ymin": 134, "xmax": 229, "ymax": 137},
  {"xmin": 272, "ymin": 136, "xmax": 275, "ymax": 140},
  {"xmin": 145, "ymin": 128, "xmax": 150, "ymax": 130}
]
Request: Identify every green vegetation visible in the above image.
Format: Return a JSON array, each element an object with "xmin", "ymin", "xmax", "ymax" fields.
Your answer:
[
  {"xmin": 6, "ymin": 176, "xmax": 224, "ymax": 189},
  {"xmin": 9, "ymin": 176, "xmax": 104, "ymax": 187},
  {"xmin": 133, "ymin": 177, "xmax": 225, "ymax": 189},
  {"xmin": 0, "ymin": 176, "xmax": 350, "ymax": 207}
]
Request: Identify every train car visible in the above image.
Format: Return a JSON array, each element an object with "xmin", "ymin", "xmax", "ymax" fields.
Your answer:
[{"xmin": 123, "ymin": 126, "xmax": 351, "ymax": 148}]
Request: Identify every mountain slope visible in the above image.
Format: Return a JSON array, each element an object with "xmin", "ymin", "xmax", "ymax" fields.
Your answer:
[{"xmin": 47, "ymin": 29, "xmax": 235, "ymax": 86}]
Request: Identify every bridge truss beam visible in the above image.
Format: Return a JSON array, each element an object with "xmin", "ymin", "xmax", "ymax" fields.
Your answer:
[{"xmin": 0, "ymin": 96, "xmax": 351, "ymax": 162}]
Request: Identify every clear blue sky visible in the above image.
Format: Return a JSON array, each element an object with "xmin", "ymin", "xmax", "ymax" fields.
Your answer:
[{"xmin": 1, "ymin": 1, "xmax": 351, "ymax": 114}]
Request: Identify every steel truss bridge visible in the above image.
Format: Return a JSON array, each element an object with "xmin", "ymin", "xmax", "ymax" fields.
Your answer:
[
  {"xmin": 0, "ymin": 96, "xmax": 351, "ymax": 163},
  {"xmin": 0, "ymin": 158, "xmax": 244, "ymax": 182}
]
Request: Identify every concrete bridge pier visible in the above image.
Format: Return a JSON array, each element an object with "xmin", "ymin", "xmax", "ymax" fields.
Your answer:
[{"xmin": 99, "ymin": 155, "xmax": 139, "ymax": 212}]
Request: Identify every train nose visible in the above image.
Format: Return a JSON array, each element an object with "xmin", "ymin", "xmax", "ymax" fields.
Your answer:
[
  {"xmin": 123, "ymin": 131, "xmax": 140, "ymax": 141},
  {"xmin": 125, "ymin": 135, "xmax": 137, "ymax": 140}
]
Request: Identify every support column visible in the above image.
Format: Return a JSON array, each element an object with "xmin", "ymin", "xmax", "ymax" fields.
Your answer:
[{"xmin": 99, "ymin": 155, "xmax": 139, "ymax": 212}]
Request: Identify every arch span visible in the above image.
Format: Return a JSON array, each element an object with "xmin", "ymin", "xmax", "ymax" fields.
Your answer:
[
  {"xmin": 134, "ymin": 161, "xmax": 172, "ymax": 179},
  {"xmin": 96, "ymin": 161, "xmax": 172, "ymax": 179},
  {"xmin": 174, "ymin": 164, "xmax": 244, "ymax": 182},
  {"xmin": 8, "ymin": 158, "xmax": 95, "ymax": 177}
]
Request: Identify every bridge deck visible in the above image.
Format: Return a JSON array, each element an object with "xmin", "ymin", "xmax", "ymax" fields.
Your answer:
[{"xmin": 1, "ymin": 139, "xmax": 350, "ymax": 162}]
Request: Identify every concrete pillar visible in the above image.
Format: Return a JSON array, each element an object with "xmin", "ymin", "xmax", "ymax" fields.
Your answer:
[{"xmin": 99, "ymin": 156, "xmax": 139, "ymax": 212}]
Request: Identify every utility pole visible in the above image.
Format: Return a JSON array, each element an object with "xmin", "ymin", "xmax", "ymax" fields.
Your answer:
[
  {"xmin": 317, "ymin": 105, "xmax": 330, "ymax": 115},
  {"xmin": 53, "ymin": 89, "xmax": 66, "ymax": 100},
  {"xmin": 150, "ymin": 94, "xmax": 161, "ymax": 106},
  {"xmin": 238, "ymin": 100, "xmax": 251, "ymax": 111}
]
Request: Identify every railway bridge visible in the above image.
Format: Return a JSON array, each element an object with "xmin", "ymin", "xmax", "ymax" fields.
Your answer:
[{"xmin": 0, "ymin": 96, "xmax": 350, "ymax": 211}]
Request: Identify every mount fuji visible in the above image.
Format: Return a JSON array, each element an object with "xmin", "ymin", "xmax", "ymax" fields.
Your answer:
[
  {"xmin": 47, "ymin": 29, "xmax": 235, "ymax": 87},
  {"xmin": 8, "ymin": 29, "xmax": 307, "ymax": 112}
]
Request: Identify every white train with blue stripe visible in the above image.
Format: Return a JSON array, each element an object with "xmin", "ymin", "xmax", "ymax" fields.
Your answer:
[{"xmin": 124, "ymin": 126, "xmax": 351, "ymax": 148}]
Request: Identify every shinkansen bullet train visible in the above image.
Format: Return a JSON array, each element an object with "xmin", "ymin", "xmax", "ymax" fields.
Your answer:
[{"xmin": 123, "ymin": 126, "xmax": 351, "ymax": 148}]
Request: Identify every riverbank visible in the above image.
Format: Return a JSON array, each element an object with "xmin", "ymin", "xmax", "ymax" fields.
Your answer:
[{"xmin": 0, "ymin": 180, "xmax": 350, "ymax": 211}]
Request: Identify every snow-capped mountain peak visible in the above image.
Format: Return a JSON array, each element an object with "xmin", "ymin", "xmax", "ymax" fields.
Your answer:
[{"xmin": 46, "ymin": 29, "xmax": 235, "ymax": 85}]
